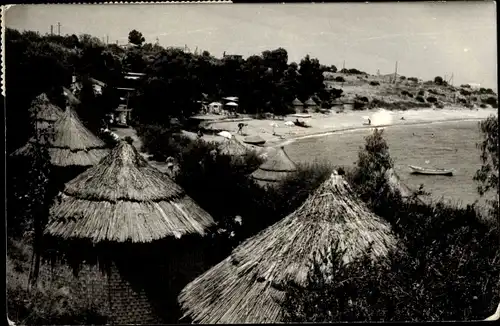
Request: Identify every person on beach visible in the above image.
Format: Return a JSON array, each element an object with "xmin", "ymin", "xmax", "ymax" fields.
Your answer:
[
  {"xmin": 197, "ymin": 129, "xmax": 203, "ymax": 138},
  {"xmin": 368, "ymin": 118, "xmax": 371, "ymax": 125}
]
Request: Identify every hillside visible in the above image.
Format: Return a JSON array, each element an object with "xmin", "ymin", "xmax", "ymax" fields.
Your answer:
[{"xmin": 324, "ymin": 72, "xmax": 498, "ymax": 110}]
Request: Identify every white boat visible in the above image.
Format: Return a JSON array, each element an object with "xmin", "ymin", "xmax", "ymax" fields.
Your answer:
[{"xmin": 409, "ymin": 165, "xmax": 453, "ymax": 176}]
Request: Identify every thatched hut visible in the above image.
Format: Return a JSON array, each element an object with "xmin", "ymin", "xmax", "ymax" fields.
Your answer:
[
  {"xmin": 251, "ymin": 146, "xmax": 297, "ymax": 187},
  {"xmin": 304, "ymin": 97, "xmax": 317, "ymax": 108},
  {"xmin": 28, "ymin": 93, "xmax": 64, "ymax": 130},
  {"xmin": 44, "ymin": 140, "xmax": 216, "ymax": 324},
  {"xmin": 13, "ymin": 108, "xmax": 109, "ymax": 170},
  {"xmin": 218, "ymin": 137, "xmax": 250, "ymax": 157},
  {"xmin": 178, "ymin": 171, "xmax": 399, "ymax": 323}
]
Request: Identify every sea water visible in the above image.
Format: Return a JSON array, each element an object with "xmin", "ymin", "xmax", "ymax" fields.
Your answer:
[{"xmin": 285, "ymin": 120, "xmax": 492, "ymax": 206}]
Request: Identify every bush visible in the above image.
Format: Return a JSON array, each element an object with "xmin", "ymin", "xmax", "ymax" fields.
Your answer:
[
  {"xmin": 482, "ymin": 96, "xmax": 498, "ymax": 108},
  {"xmin": 335, "ymin": 76, "xmax": 345, "ymax": 82},
  {"xmin": 426, "ymin": 96, "xmax": 438, "ymax": 103},
  {"xmin": 418, "ymin": 90, "xmax": 425, "ymax": 96},
  {"xmin": 435, "ymin": 102, "xmax": 445, "ymax": 109},
  {"xmin": 480, "ymin": 103, "xmax": 487, "ymax": 108},
  {"xmin": 7, "ymin": 239, "xmax": 111, "ymax": 325},
  {"xmin": 408, "ymin": 77, "xmax": 419, "ymax": 82},
  {"xmin": 434, "ymin": 76, "xmax": 444, "ymax": 85},
  {"xmin": 370, "ymin": 81, "xmax": 380, "ymax": 86},
  {"xmin": 416, "ymin": 95, "xmax": 425, "ymax": 103},
  {"xmin": 136, "ymin": 123, "xmax": 192, "ymax": 161}
]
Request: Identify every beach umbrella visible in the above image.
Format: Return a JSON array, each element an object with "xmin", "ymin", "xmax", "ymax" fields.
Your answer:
[
  {"xmin": 284, "ymin": 121, "xmax": 294, "ymax": 127},
  {"xmin": 218, "ymin": 131, "xmax": 232, "ymax": 139},
  {"xmin": 270, "ymin": 122, "xmax": 279, "ymax": 134},
  {"xmin": 218, "ymin": 137, "xmax": 249, "ymax": 157},
  {"xmin": 178, "ymin": 170, "xmax": 399, "ymax": 323},
  {"xmin": 225, "ymin": 102, "xmax": 238, "ymax": 107}
]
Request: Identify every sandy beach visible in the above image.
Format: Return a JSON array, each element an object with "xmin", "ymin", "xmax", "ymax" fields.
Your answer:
[{"xmin": 201, "ymin": 107, "xmax": 497, "ymax": 148}]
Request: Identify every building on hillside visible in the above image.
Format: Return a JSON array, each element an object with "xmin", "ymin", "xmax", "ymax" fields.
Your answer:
[
  {"xmin": 112, "ymin": 71, "xmax": 145, "ymax": 126},
  {"xmin": 222, "ymin": 52, "xmax": 243, "ymax": 60},
  {"xmin": 207, "ymin": 102, "xmax": 223, "ymax": 114},
  {"xmin": 178, "ymin": 170, "xmax": 399, "ymax": 324},
  {"xmin": 44, "ymin": 140, "xmax": 215, "ymax": 324},
  {"xmin": 467, "ymin": 83, "xmax": 481, "ymax": 90}
]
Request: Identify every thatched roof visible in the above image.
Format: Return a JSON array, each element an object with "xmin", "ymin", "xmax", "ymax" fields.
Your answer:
[
  {"xmin": 29, "ymin": 93, "xmax": 64, "ymax": 123},
  {"xmin": 13, "ymin": 109, "xmax": 109, "ymax": 167},
  {"xmin": 62, "ymin": 86, "xmax": 81, "ymax": 106},
  {"xmin": 292, "ymin": 98, "xmax": 303, "ymax": 106},
  {"xmin": 45, "ymin": 141, "xmax": 215, "ymax": 243},
  {"xmin": 304, "ymin": 98, "xmax": 317, "ymax": 106},
  {"xmin": 218, "ymin": 138, "xmax": 249, "ymax": 156},
  {"xmin": 251, "ymin": 146, "xmax": 297, "ymax": 186},
  {"xmin": 384, "ymin": 168, "xmax": 413, "ymax": 198},
  {"xmin": 178, "ymin": 171, "xmax": 399, "ymax": 323}
]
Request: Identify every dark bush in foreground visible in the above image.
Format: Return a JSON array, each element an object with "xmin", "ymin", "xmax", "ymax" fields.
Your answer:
[
  {"xmin": 369, "ymin": 81, "xmax": 380, "ymax": 86},
  {"xmin": 335, "ymin": 76, "xmax": 345, "ymax": 82},
  {"xmin": 7, "ymin": 239, "xmax": 111, "ymax": 325},
  {"xmin": 482, "ymin": 96, "xmax": 498, "ymax": 108}
]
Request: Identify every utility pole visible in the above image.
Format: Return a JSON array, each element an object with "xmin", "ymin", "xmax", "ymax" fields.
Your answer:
[
  {"xmin": 57, "ymin": 22, "xmax": 61, "ymax": 36},
  {"xmin": 50, "ymin": 25, "xmax": 53, "ymax": 35},
  {"xmin": 342, "ymin": 60, "xmax": 345, "ymax": 73},
  {"xmin": 394, "ymin": 61, "xmax": 398, "ymax": 84},
  {"xmin": 106, "ymin": 35, "xmax": 109, "ymax": 45}
]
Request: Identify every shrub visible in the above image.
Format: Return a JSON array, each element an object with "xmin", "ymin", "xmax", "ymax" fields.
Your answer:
[
  {"xmin": 480, "ymin": 103, "xmax": 487, "ymax": 108},
  {"xmin": 136, "ymin": 123, "xmax": 192, "ymax": 161},
  {"xmin": 426, "ymin": 96, "xmax": 438, "ymax": 103},
  {"xmin": 482, "ymin": 96, "xmax": 498, "ymax": 108},
  {"xmin": 435, "ymin": 102, "xmax": 445, "ymax": 109},
  {"xmin": 408, "ymin": 77, "xmax": 419, "ymax": 82},
  {"xmin": 335, "ymin": 76, "xmax": 345, "ymax": 82},
  {"xmin": 370, "ymin": 81, "xmax": 380, "ymax": 86},
  {"xmin": 418, "ymin": 90, "xmax": 425, "ymax": 96},
  {"xmin": 461, "ymin": 84, "xmax": 471, "ymax": 88},
  {"xmin": 434, "ymin": 76, "xmax": 444, "ymax": 85},
  {"xmin": 416, "ymin": 95, "xmax": 425, "ymax": 103},
  {"xmin": 7, "ymin": 239, "xmax": 111, "ymax": 325}
]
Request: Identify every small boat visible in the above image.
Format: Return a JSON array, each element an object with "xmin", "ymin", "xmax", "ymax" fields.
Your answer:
[{"xmin": 409, "ymin": 165, "xmax": 453, "ymax": 176}]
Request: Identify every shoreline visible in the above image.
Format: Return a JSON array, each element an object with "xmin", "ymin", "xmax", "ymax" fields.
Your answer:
[
  {"xmin": 200, "ymin": 107, "xmax": 497, "ymax": 149},
  {"xmin": 271, "ymin": 117, "xmax": 491, "ymax": 147}
]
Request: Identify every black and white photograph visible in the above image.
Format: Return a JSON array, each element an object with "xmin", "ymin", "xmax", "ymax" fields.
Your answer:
[{"xmin": 3, "ymin": 1, "xmax": 499, "ymax": 324}]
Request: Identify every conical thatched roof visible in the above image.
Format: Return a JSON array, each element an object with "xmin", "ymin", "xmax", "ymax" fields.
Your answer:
[
  {"xmin": 178, "ymin": 171, "xmax": 399, "ymax": 323},
  {"xmin": 384, "ymin": 168, "xmax": 413, "ymax": 198},
  {"xmin": 218, "ymin": 138, "xmax": 249, "ymax": 156},
  {"xmin": 13, "ymin": 109, "xmax": 109, "ymax": 167},
  {"xmin": 29, "ymin": 93, "xmax": 64, "ymax": 123},
  {"xmin": 304, "ymin": 97, "xmax": 317, "ymax": 106},
  {"xmin": 45, "ymin": 141, "xmax": 215, "ymax": 243},
  {"xmin": 292, "ymin": 98, "xmax": 303, "ymax": 106},
  {"xmin": 251, "ymin": 146, "xmax": 297, "ymax": 186}
]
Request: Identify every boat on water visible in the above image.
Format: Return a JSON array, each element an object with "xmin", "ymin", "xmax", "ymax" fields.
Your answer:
[{"xmin": 409, "ymin": 165, "xmax": 453, "ymax": 176}]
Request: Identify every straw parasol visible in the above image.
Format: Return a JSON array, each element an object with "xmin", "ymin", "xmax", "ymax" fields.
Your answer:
[
  {"xmin": 13, "ymin": 108, "xmax": 109, "ymax": 168},
  {"xmin": 292, "ymin": 98, "xmax": 303, "ymax": 106},
  {"xmin": 304, "ymin": 97, "xmax": 317, "ymax": 107},
  {"xmin": 45, "ymin": 140, "xmax": 215, "ymax": 243},
  {"xmin": 384, "ymin": 168, "xmax": 413, "ymax": 198},
  {"xmin": 218, "ymin": 137, "xmax": 249, "ymax": 157},
  {"xmin": 178, "ymin": 171, "xmax": 399, "ymax": 323},
  {"xmin": 251, "ymin": 146, "xmax": 297, "ymax": 187}
]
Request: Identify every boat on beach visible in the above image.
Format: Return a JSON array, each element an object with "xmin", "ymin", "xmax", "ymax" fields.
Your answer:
[{"xmin": 409, "ymin": 165, "xmax": 453, "ymax": 176}]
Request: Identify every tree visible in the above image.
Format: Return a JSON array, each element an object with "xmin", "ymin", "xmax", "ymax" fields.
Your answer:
[
  {"xmin": 298, "ymin": 55, "xmax": 325, "ymax": 101},
  {"xmin": 474, "ymin": 115, "xmax": 499, "ymax": 219},
  {"xmin": 434, "ymin": 76, "xmax": 444, "ymax": 85},
  {"xmin": 128, "ymin": 29, "xmax": 145, "ymax": 46}
]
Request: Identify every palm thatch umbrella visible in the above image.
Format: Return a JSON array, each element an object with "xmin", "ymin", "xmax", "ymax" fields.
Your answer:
[
  {"xmin": 45, "ymin": 140, "xmax": 215, "ymax": 243},
  {"xmin": 384, "ymin": 168, "xmax": 424, "ymax": 204},
  {"xmin": 304, "ymin": 97, "xmax": 317, "ymax": 107},
  {"xmin": 218, "ymin": 137, "xmax": 250, "ymax": 157},
  {"xmin": 251, "ymin": 146, "xmax": 297, "ymax": 187},
  {"xmin": 292, "ymin": 98, "xmax": 303, "ymax": 107},
  {"xmin": 178, "ymin": 171, "xmax": 399, "ymax": 324},
  {"xmin": 13, "ymin": 108, "xmax": 109, "ymax": 168}
]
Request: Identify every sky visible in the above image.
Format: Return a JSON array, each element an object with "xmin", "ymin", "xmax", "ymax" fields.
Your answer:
[{"xmin": 5, "ymin": 2, "xmax": 498, "ymax": 89}]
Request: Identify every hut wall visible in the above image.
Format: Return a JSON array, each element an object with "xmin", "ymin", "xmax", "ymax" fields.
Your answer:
[
  {"xmin": 294, "ymin": 106, "xmax": 305, "ymax": 114},
  {"xmin": 110, "ymin": 236, "xmax": 213, "ymax": 323}
]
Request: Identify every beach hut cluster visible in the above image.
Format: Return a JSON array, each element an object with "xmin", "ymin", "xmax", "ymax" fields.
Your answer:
[{"xmin": 10, "ymin": 93, "xmax": 412, "ymax": 324}]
